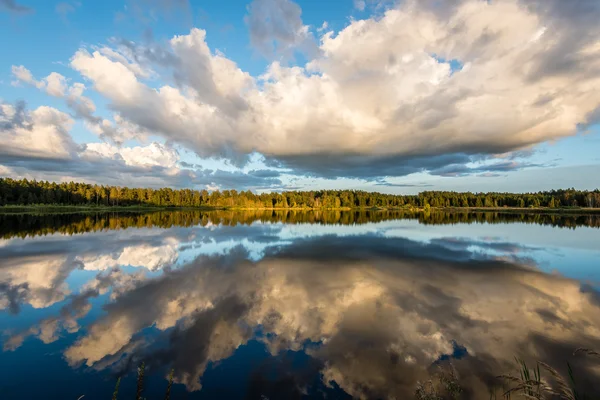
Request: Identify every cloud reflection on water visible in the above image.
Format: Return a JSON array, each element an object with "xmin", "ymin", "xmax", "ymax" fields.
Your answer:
[{"xmin": 1, "ymin": 216, "xmax": 600, "ymax": 398}]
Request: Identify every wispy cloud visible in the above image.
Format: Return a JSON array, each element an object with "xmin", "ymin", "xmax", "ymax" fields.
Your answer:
[
  {"xmin": 244, "ymin": 0, "xmax": 318, "ymax": 59},
  {"xmin": 0, "ymin": 0, "xmax": 33, "ymax": 14}
]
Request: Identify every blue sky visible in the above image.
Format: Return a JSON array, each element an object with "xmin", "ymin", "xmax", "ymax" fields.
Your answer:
[{"xmin": 1, "ymin": 0, "xmax": 599, "ymax": 193}]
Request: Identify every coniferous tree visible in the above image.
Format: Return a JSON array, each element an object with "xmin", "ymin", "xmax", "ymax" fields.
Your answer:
[{"xmin": 0, "ymin": 177, "xmax": 598, "ymax": 210}]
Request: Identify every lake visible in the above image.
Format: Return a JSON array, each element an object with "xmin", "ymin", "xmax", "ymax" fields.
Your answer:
[{"xmin": 1, "ymin": 210, "xmax": 599, "ymax": 399}]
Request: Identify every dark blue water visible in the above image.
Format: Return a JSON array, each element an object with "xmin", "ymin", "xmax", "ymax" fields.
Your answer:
[{"xmin": 1, "ymin": 211, "xmax": 599, "ymax": 399}]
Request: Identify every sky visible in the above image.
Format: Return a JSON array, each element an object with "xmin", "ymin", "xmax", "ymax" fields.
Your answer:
[{"xmin": 1, "ymin": 0, "xmax": 599, "ymax": 194}]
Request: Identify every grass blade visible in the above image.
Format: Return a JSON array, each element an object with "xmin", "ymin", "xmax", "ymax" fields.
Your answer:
[
  {"xmin": 136, "ymin": 362, "xmax": 145, "ymax": 400},
  {"xmin": 111, "ymin": 377, "xmax": 120, "ymax": 400},
  {"xmin": 164, "ymin": 369, "xmax": 174, "ymax": 400}
]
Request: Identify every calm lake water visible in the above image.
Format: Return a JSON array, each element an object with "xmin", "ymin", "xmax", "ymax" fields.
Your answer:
[{"xmin": 1, "ymin": 210, "xmax": 599, "ymax": 399}]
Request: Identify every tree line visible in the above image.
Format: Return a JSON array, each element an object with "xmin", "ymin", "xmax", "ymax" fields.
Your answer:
[
  {"xmin": 1, "ymin": 177, "xmax": 599, "ymax": 209},
  {"xmin": 2, "ymin": 209, "xmax": 598, "ymax": 239}
]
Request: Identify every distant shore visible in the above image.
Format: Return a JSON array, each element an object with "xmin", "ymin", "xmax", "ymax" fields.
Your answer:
[
  {"xmin": 2, "ymin": 204, "xmax": 600, "ymax": 215},
  {"xmin": 0, "ymin": 205, "xmax": 221, "ymax": 214},
  {"xmin": 435, "ymin": 206, "xmax": 600, "ymax": 214}
]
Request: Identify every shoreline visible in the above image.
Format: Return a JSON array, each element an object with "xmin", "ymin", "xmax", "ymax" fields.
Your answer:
[
  {"xmin": 434, "ymin": 206, "xmax": 600, "ymax": 214},
  {"xmin": 0, "ymin": 205, "xmax": 222, "ymax": 215},
  {"xmin": 2, "ymin": 204, "xmax": 600, "ymax": 215}
]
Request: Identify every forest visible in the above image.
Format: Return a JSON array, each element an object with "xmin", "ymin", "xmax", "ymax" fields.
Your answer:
[{"xmin": 1, "ymin": 177, "xmax": 599, "ymax": 209}]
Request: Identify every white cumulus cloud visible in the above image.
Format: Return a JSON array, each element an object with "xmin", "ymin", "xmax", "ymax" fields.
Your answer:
[
  {"xmin": 0, "ymin": 103, "xmax": 76, "ymax": 160},
  {"xmin": 81, "ymin": 142, "xmax": 179, "ymax": 169},
  {"xmin": 6, "ymin": 0, "xmax": 600, "ymax": 182},
  {"xmin": 62, "ymin": 0, "xmax": 600, "ymax": 178}
]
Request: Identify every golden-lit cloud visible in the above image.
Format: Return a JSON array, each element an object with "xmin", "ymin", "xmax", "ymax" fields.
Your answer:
[
  {"xmin": 57, "ymin": 236, "xmax": 600, "ymax": 396},
  {"xmin": 7, "ymin": 0, "xmax": 599, "ymax": 183}
]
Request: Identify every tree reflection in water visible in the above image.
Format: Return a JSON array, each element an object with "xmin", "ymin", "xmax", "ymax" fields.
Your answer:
[{"xmin": 1, "ymin": 211, "xmax": 599, "ymax": 399}]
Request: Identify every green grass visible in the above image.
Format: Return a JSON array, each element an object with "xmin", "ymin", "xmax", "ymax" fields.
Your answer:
[
  {"xmin": 105, "ymin": 365, "xmax": 175, "ymax": 400},
  {"xmin": 497, "ymin": 348, "xmax": 600, "ymax": 400},
  {"xmin": 0, "ymin": 204, "xmax": 221, "ymax": 214},
  {"xmin": 82, "ymin": 351, "xmax": 600, "ymax": 399},
  {"xmin": 413, "ymin": 348, "xmax": 599, "ymax": 400}
]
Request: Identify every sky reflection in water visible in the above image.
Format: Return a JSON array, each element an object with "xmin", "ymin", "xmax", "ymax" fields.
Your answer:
[{"xmin": 1, "ymin": 211, "xmax": 600, "ymax": 399}]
